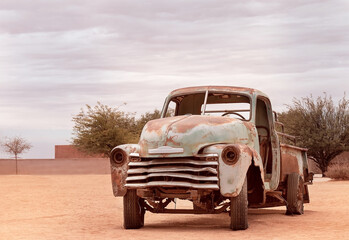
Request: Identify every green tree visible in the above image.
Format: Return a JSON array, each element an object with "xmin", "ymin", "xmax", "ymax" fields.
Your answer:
[
  {"xmin": 72, "ymin": 103, "xmax": 163, "ymax": 157},
  {"xmin": 72, "ymin": 102, "xmax": 137, "ymax": 157},
  {"xmin": 278, "ymin": 94, "xmax": 349, "ymax": 175}
]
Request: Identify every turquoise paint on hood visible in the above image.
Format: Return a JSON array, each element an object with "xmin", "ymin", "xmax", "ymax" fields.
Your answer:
[{"xmin": 138, "ymin": 115, "xmax": 256, "ymax": 158}]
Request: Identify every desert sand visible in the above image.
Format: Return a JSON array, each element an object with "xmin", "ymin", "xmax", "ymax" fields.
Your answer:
[{"xmin": 1, "ymin": 175, "xmax": 348, "ymax": 240}]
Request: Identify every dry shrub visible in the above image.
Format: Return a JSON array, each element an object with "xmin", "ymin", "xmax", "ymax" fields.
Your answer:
[{"xmin": 325, "ymin": 155, "xmax": 349, "ymax": 180}]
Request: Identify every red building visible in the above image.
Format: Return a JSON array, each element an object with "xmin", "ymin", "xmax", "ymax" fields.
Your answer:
[{"xmin": 55, "ymin": 145, "xmax": 104, "ymax": 159}]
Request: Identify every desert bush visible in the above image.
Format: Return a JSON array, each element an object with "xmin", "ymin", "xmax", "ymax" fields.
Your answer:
[
  {"xmin": 278, "ymin": 93, "xmax": 349, "ymax": 175},
  {"xmin": 72, "ymin": 102, "xmax": 162, "ymax": 157},
  {"xmin": 325, "ymin": 154, "xmax": 349, "ymax": 180}
]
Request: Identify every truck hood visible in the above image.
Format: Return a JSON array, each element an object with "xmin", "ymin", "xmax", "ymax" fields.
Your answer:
[{"xmin": 138, "ymin": 115, "xmax": 256, "ymax": 157}]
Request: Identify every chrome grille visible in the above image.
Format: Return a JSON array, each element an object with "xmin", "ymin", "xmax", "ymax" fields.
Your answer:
[{"xmin": 125, "ymin": 157, "xmax": 219, "ymax": 190}]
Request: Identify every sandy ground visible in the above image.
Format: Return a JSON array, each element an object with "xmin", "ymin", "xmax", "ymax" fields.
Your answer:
[{"xmin": 1, "ymin": 175, "xmax": 348, "ymax": 240}]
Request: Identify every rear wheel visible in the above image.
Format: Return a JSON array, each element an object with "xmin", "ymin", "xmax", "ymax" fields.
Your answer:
[
  {"xmin": 123, "ymin": 189, "xmax": 145, "ymax": 229},
  {"xmin": 193, "ymin": 203, "xmax": 201, "ymax": 211},
  {"xmin": 286, "ymin": 173, "xmax": 304, "ymax": 215},
  {"xmin": 230, "ymin": 178, "xmax": 248, "ymax": 230}
]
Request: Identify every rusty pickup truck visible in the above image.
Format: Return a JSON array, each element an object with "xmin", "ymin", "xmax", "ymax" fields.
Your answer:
[{"xmin": 109, "ymin": 86, "xmax": 313, "ymax": 230}]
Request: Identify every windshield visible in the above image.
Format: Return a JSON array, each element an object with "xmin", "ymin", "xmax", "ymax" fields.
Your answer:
[{"xmin": 163, "ymin": 92, "xmax": 251, "ymax": 120}]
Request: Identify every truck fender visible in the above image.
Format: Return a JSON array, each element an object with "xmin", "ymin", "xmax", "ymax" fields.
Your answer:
[
  {"xmin": 203, "ymin": 144, "xmax": 264, "ymax": 198},
  {"xmin": 110, "ymin": 144, "xmax": 140, "ymax": 197}
]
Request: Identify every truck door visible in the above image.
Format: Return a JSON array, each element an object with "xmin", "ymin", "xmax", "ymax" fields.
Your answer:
[{"xmin": 255, "ymin": 97, "xmax": 280, "ymax": 190}]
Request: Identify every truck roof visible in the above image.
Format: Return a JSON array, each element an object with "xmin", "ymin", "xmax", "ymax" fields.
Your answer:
[{"xmin": 169, "ymin": 86, "xmax": 268, "ymax": 98}]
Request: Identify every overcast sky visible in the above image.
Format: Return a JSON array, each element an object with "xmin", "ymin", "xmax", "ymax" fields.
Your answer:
[{"xmin": 0, "ymin": 0, "xmax": 348, "ymax": 158}]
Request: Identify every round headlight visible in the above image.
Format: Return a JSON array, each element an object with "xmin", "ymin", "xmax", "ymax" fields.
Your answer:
[
  {"xmin": 222, "ymin": 145, "xmax": 240, "ymax": 165},
  {"xmin": 110, "ymin": 148, "xmax": 127, "ymax": 166}
]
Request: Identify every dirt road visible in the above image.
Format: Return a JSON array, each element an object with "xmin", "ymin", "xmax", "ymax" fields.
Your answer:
[{"xmin": 1, "ymin": 175, "xmax": 348, "ymax": 240}]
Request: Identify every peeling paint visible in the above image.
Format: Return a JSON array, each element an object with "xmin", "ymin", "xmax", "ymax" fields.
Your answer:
[
  {"xmin": 280, "ymin": 144, "xmax": 307, "ymax": 182},
  {"xmin": 139, "ymin": 115, "xmax": 257, "ymax": 158},
  {"xmin": 169, "ymin": 86, "xmax": 261, "ymax": 97},
  {"xmin": 110, "ymin": 144, "xmax": 139, "ymax": 197}
]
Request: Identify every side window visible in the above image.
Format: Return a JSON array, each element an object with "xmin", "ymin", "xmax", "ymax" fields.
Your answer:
[
  {"xmin": 256, "ymin": 99, "xmax": 269, "ymax": 128},
  {"xmin": 166, "ymin": 101, "xmax": 177, "ymax": 117},
  {"xmin": 177, "ymin": 94, "xmax": 205, "ymax": 115}
]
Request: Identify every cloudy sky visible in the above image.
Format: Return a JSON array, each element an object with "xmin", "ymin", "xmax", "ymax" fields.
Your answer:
[{"xmin": 0, "ymin": 0, "xmax": 348, "ymax": 158}]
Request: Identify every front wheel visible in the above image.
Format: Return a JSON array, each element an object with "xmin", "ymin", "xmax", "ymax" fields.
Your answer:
[
  {"xmin": 286, "ymin": 173, "xmax": 304, "ymax": 215},
  {"xmin": 230, "ymin": 177, "xmax": 248, "ymax": 230},
  {"xmin": 123, "ymin": 189, "xmax": 145, "ymax": 229}
]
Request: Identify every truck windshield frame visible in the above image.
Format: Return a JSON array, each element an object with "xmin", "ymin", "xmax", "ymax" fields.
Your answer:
[{"xmin": 162, "ymin": 91, "xmax": 252, "ymax": 121}]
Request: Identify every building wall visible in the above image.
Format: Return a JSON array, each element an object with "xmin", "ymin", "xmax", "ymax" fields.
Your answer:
[
  {"xmin": 55, "ymin": 145, "xmax": 104, "ymax": 159},
  {"xmin": 0, "ymin": 158, "xmax": 110, "ymax": 175},
  {"xmin": 0, "ymin": 145, "xmax": 109, "ymax": 175}
]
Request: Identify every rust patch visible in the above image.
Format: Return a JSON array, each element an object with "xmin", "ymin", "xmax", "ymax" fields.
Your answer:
[
  {"xmin": 241, "ymin": 145, "xmax": 253, "ymax": 155},
  {"xmin": 242, "ymin": 121, "xmax": 254, "ymax": 132},
  {"xmin": 280, "ymin": 143, "xmax": 308, "ymax": 152},
  {"xmin": 173, "ymin": 115, "xmax": 236, "ymax": 134},
  {"xmin": 111, "ymin": 165, "xmax": 127, "ymax": 196},
  {"xmin": 138, "ymin": 140, "xmax": 148, "ymax": 156},
  {"xmin": 123, "ymin": 145, "xmax": 137, "ymax": 153},
  {"xmin": 111, "ymin": 169, "xmax": 122, "ymax": 185},
  {"xmin": 144, "ymin": 118, "xmax": 169, "ymax": 135},
  {"xmin": 144, "ymin": 115, "xmax": 191, "ymax": 137},
  {"xmin": 169, "ymin": 86, "xmax": 258, "ymax": 97},
  {"xmin": 201, "ymin": 132, "xmax": 212, "ymax": 139},
  {"xmin": 164, "ymin": 135, "xmax": 180, "ymax": 146},
  {"xmin": 281, "ymin": 153, "xmax": 299, "ymax": 179},
  {"xmin": 243, "ymin": 121, "xmax": 257, "ymax": 139},
  {"xmin": 204, "ymin": 144, "xmax": 226, "ymax": 150}
]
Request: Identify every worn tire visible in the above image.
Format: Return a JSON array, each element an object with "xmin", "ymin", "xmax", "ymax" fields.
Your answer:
[
  {"xmin": 286, "ymin": 173, "xmax": 304, "ymax": 215},
  {"xmin": 230, "ymin": 177, "xmax": 248, "ymax": 230},
  {"xmin": 123, "ymin": 189, "xmax": 145, "ymax": 229},
  {"xmin": 193, "ymin": 203, "xmax": 201, "ymax": 211}
]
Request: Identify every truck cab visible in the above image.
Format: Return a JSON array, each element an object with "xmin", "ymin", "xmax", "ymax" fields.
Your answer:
[{"xmin": 110, "ymin": 86, "xmax": 312, "ymax": 230}]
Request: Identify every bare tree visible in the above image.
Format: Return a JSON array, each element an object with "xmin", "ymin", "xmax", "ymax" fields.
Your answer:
[{"xmin": 2, "ymin": 136, "xmax": 32, "ymax": 174}]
